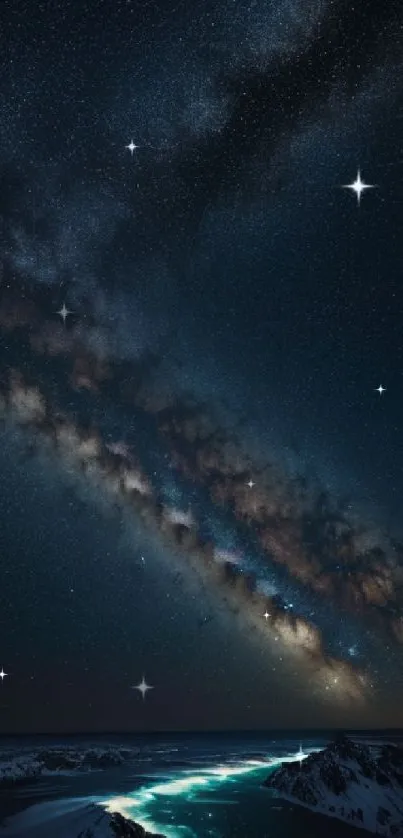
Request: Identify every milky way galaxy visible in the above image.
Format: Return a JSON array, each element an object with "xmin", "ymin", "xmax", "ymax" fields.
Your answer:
[{"xmin": 1, "ymin": 0, "xmax": 403, "ymax": 731}]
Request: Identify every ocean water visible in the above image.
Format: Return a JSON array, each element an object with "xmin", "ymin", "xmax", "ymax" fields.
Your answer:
[{"xmin": 0, "ymin": 732, "xmax": 398, "ymax": 837}]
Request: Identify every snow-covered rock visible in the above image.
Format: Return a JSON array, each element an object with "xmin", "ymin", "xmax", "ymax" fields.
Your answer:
[
  {"xmin": 0, "ymin": 800, "xmax": 166, "ymax": 837},
  {"xmin": 0, "ymin": 746, "xmax": 136, "ymax": 787},
  {"xmin": 109, "ymin": 810, "xmax": 166, "ymax": 837},
  {"xmin": 0, "ymin": 755, "xmax": 43, "ymax": 785},
  {"xmin": 264, "ymin": 735, "xmax": 403, "ymax": 836},
  {"xmin": 67, "ymin": 804, "xmax": 166, "ymax": 837}
]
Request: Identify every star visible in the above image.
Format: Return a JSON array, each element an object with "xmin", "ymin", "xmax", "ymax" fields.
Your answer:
[
  {"xmin": 132, "ymin": 675, "xmax": 153, "ymax": 700},
  {"xmin": 57, "ymin": 303, "xmax": 73, "ymax": 324},
  {"xmin": 375, "ymin": 385, "xmax": 386, "ymax": 394},
  {"xmin": 247, "ymin": 479, "xmax": 255, "ymax": 489},
  {"xmin": 343, "ymin": 170, "xmax": 375, "ymax": 205},
  {"xmin": 0, "ymin": 669, "xmax": 7, "ymax": 681},
  {"xmin": 263, "ymin": 610, "xmax": 270, "ymax": 620},
  {"xmin": 296, "ymin": 744, "xmax": 305, "ymax": 766},
  {"xmin": 126, "ymin": 140, "xmax": 138, "ymax": 156}
]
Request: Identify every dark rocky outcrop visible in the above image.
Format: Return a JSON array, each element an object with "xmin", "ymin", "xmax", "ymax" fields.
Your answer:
[
  {"xmin": 263, "ymin": 736, "xmax": 403, "ymax": 836},
  {"xmin": 110, "ymin": 811, "xmax": 166, "ymax": 837},
  {"xmin": 37, "ymin": 747, "xmax": 134, "ymax": 771}
]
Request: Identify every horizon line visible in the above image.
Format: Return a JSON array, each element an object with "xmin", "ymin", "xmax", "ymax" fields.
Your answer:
[{"xmin": 1, "ymin": 726, "xmax": 402, "ymax": 737}]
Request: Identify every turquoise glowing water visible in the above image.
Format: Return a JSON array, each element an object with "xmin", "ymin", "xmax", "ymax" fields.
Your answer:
[
  {"xmin": 101, "ymin": 746, "xmax": 321, "ymax": 837},
  {"xmin": 2, "ymin": 733, "xmax": 393, "ymax": 837}
]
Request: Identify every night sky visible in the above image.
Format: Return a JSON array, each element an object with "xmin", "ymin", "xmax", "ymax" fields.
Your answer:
[{"xmin": 1, "ymin": 0, "xmax": 403, "ymax": 733}]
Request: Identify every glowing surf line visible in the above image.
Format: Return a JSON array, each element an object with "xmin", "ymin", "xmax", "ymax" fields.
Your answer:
[{"xmin": 102, "ymin": 747, "xmax": 321, "ymax": 837}]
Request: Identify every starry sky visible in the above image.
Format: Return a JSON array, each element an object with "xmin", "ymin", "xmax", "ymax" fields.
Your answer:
[{"xmin": 1, "ymin": 0, "xmax": 403, "ymax": 734}]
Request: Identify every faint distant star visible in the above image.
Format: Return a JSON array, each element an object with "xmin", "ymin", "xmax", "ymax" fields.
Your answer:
[
  {"xmin": 132, "ymin": 676, "xmax": 153, "ymax": 700},
  {"xmin": 0, "ymin": 669, "xmax": 7, "ymax": 681},
  {"xmin": 247, "ymin": 479, "xmax": 255, "ymax": 489},
  {"xmin": 57, "ymin": 303, "xmax": 72, "ymax": 324},
  {"xmin": 343, "ymin": 170, "xmax": 375, "ymax": 205},
  {"xmin": 375, "ymin": 385, "xmax": 386, "ymax": 394},
  {"xmin": 126, "ymin": 140, "xmax": 138, "ymax": 156}
]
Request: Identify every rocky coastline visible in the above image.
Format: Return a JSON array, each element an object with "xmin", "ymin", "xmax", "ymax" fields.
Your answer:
[{"xmin": 264, "ymin": 735, "xmax": 403, "ymax": 836}]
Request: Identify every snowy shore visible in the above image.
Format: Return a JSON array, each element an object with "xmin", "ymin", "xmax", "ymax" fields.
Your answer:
[
  {"xmin": 264, "ymin": 735, "xmax": 403, "ymax": 836},
  {"xmin": 0, "ymin": 745, "xmax": 137, "ymax": 787}
]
